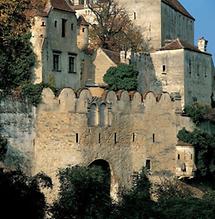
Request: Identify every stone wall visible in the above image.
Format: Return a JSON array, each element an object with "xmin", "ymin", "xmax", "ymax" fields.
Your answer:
[
  {"xmin": 161, "ymin": 1, "xmax": 194, "ymax": 46},
  {"xmin": 33, "ymin": 88, "xmax": 193, "ymax": 201},
  {"xmin": 0, "ymin": 97, "xmax": 36, "ymax": 173}
]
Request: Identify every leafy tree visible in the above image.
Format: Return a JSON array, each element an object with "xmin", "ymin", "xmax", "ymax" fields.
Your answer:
[
  {"xmin": 0, "ymin": 0, "xmax": 35, "ymax": 90},
  {"xmin": 103, "ymin": 64, "xmax": 138, "ymax": 91},
  {"xmin": 184, "ymin": 103, "xmax": 210, "ymax": 125},
  {"xmin": 51, "ymin": 165, "xmax": 113, "ymax": 219},
  {"xmin": 0, "ymin": 135, "xmax": 7, "ymax": 161},
  {"xmin": 114, "ymin": 168, "xmax": 155, "ymax": 219},
  {"xmin": 0, "ymin": 168, "xmax": 52, "ymax": 219},
  {"xmin": 155, "ymin": 179, "xmax": 215, "ymax": 219},
  {"xmin": 87, "ymin": 0, "xmax": 147, "ymax": 52}
]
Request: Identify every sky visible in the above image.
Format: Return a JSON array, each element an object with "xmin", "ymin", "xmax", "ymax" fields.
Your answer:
[{"xmin": 180, "ymin": 0, "xmax": 215, "ymax": 61}]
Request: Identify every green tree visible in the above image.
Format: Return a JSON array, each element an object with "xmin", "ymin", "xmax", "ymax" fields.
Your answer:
[
  {"xmin": 103, "ymin": 64, "xmax": 138, "ymax": 91},
  {"xmin": 177, "ymin": 128, "xmax": 215, "ymax": 178},
  {"xmin": 51, "ymin": 165, "xmax": 113, "ymax": 219},
  {"xmin": 0, "ymin": 169, "xmax": 52, "ymax": 219},
  {"xmin": 0, "ymin": 135, "xmax": 7, "ymax": 161},
  {"xmin": 115, "ymin": 168, "xmax": 155, "ymax": 219},
  {"xmin": 0, "ymin": 0, "xmax": 35, "ymax": 90}
]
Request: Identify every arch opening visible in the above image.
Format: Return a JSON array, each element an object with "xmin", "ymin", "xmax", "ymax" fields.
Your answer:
[{"xmin": 89, "ymin": 159, "xmax": 111, "ymax": 194}]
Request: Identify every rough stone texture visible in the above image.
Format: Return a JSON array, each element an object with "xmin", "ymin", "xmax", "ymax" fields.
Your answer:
[
  {"xmin": 0, "ymin": 97, "xmax": 36, "ymax": 173},
  {"xmin": 32, "ymin": 88, "xmax": 194, "ymax": 201}
]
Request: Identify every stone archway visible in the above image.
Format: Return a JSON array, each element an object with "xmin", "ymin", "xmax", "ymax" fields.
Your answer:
[{"xmin": 89, "ymin": 159, "xmax": 118, "ymax": 200}]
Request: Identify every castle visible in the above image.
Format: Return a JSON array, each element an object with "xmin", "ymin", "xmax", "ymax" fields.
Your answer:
[{"xmin": 0, "ymin": 0, "xmax": 214, "ymax": 200}]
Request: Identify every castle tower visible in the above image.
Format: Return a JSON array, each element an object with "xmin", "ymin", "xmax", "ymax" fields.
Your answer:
[{"xmin": 77, "ymin": 15, "xmax": 89, "ymax": 50}]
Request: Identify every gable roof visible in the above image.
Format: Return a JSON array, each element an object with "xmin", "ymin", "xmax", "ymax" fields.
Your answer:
[
  {"xmin": 50, "ymin": 0, "xmax": 75, "ymax": 13},
  {"xmin": 77, "ymin": 15, "xmax": 89, "ymax": 26},
  {"xmin": 102, "ymin": 48, "xmax": 120, "ymax": 65},
  {"xmin": 159, "ymin": 38, "xmax": 211, "ymax": 55},
  {"xmin": 162, "ymin": 0, "xmax": 195, "ymax": 20}
]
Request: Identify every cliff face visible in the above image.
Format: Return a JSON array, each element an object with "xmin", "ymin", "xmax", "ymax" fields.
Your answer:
[{"xmin": 0, "ymin": 96, "xmax": 36, "ymax": 173}]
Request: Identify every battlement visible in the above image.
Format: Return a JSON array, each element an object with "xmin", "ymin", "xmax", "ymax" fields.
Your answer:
[{"xmin": 40, "ymin": 88, "xmax": 182, "ymax": 115}]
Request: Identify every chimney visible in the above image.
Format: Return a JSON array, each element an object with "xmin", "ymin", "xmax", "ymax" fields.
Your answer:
[{"xmin": 198, "ymin": 37, "xmax": 208, "ymax": 52}]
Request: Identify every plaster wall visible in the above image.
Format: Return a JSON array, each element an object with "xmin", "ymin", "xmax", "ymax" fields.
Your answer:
[
  {"xmin": 161, "ymin": 2, "xmax": 194, "ymax": 46},
  {"xmin": 31, "ymin": 9, "xmax": 80, "ymax": 89}
]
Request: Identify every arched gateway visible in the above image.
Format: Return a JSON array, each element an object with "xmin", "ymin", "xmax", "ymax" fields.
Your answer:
[{"xmin": 89, "ymin": 159, "xmax": 118, "ymax": 200}]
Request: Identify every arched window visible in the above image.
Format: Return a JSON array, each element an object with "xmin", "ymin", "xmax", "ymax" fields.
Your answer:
[
  {"xmin": 99, "ymin": 103, "xmax": 106, "ymax": 127},
  {"xmin": 88, "ymin": 104, "xmax": 97, "ymax": 126}
]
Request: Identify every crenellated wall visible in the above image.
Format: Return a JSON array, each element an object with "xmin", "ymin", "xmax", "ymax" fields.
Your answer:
[{"xmin": 33, "ymin": 88, "xmax": 194, "ymax": 201}]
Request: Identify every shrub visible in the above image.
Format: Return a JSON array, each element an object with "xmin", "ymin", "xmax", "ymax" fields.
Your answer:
[{"xmin": 103, "ymin": 64, "xmax": 138, "ymax": 91}]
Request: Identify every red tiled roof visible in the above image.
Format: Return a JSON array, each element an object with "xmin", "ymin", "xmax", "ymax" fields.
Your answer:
[
  {"xmin": 159, "ymin": 38, "xmax": 211, "ymax": 55},
  {"xmin": 162, "ymin": 0, "xmax": 195, "ymax": 20},
  {"xmin": 50, "ymin": 0, "xmax": 75, "ymax": 13}
]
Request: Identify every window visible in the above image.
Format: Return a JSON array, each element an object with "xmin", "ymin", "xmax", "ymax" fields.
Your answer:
[
  {"xmin": 79, "ymin": 0, "xmax": 84, "ymax": 4},
  {"xmin": 71, "ymin": 23, "xmax": 74, "ymax": 30},
  {"xmin": 54, "ymin": 20, "xmax": 57, "ymax": 27},
  {"xmin": 41, "ymin": 21, "xmax": 45, "ymax": 26},
  {"xmin": 188, "ymin": 60, "xmax": 191, "ymax": 75},
  {"xmin": 82, "ymin": 28, "xmax": 85, "ymax": 32},
  {"xmin": 99, "ymin": 104, "xmax": 106, "ymax": 126},
  {"xmin": 62, "ymin": 19, "xmax": 67, "ymax": 37},
  {"xmin": 114, "ymin": 133, "xmax": 117, "ymax": 144},
  {"xmin": 178, "ymin": 154, "xmax": 180, "ymax": 160},
  {"xmin": 68, "ymin": 56, "xmax": 76, "ymax": 73},
  {"xmin": 53, "ymin": 52, "xmax": 61, "ymax": 71},
  {"xmin": 162, "ymin": 65, "xmax": 166, "ymax": 73},
  {"xmin": 132, "ymin": 133, "xmax": 135, "ymax": 142},
  {"xmin": 76, "ymin": 133, "xmax": 79, "ymax": 143},
  {"xmin": 152, "ymin": 133, "xmax": 155, "ymax": 143},
  {"xmin": 146, "ymin": 159, "xmax": 151, "ymax": 170},
  {"xmin": 98, "ymin": 133, "xmax": 101, "ymax": 143},
  {"xmin": 133, "ymin": 12, "xmax": 136, "ymax": 20}
]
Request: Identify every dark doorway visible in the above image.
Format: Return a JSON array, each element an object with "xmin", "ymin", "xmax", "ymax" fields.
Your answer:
[{"xmin": 89, "ymin": 159, "xmax": 111, "ymax": 194}]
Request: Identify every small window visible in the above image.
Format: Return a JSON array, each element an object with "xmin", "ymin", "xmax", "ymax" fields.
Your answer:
[
  {"xmin": 71, "ymin": 23, "xmax": 74, "ymax": 30},
  {"xmin": 146, "ymin": 159, "xmax": 151, "ymax": 170},
  {"xmin": 162, "ymin": 65, "xmax": 166, "ymax": 73},
  {"xmin": 132, "ymin": 133, "xmax": 135, "ymax": 142},
  {"xmin": 53, "ymin": 52, "xmax": 61, "ymax": 72},
  {"xmin": 133, "ymin": 12, "xmax": 136, "ymax": 20},
  {"xmin": 62, "ymin": 19, "xmax": 67, "ymax": 37},
  {"xmin": 41, "ymin": 21, "xmax": 45, "ymax": 26},
  {"xmin": 114, "ymin": 133, "xmax": 117, "ymax": 144},
  {"xmin": 68, "ymin": 56, "xmax": 76, "ymax": 73},
  {"xmin": 188, "ymin": 60, "xmax": 191, "ymax": 75},
  {"xmin": 54, "ymin": 20, "xmax": 57, "ymax": 27},
  {"xmin": 76, "ymin": 133, "xmax": 79, "ymax": 143},
  {"xmin": 152, "ymin": 133, "xmax": 155, "ymax": 143},
  {"xmin": 82, "ymin": 28, "xmax": 85, "ymax": 32},
  {"xmin": 98, "ymin": 133, "xmax": 101, "ymax": 143},
  {"xmin": 190, "ymin": 154, "xmax": 192, "ymax": 160},
  {"xmin": 178, "ymin": 154, "xmax": 180, "ymax": 160}
]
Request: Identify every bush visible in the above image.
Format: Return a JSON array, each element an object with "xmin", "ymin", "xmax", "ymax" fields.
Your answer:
[
  {"xmin": 51, "ymin": 165, "xmax": 113, "ymax": 219},
  {"xmin": 0, "ymin": 169, "xmax": 52, "ymax": 219},
  {"xmin": 0, "ymin": 135, "xmax": 7, "ymax": 161},
  {"xmin": 184, "ymin": 103, "xmax": 210, "ymax": 125},
  {"xmin": 177, "ymin": 128, "xmax": 215, "ymax": 178},
  {"xmin": 103, "ymin": 64, "xmax": 138, "ymax": 91}
]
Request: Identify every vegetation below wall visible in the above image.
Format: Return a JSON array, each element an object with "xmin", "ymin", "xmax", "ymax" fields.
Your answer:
[
  {"xmin": 177, "ymin": 128, "xmax": 215, "ymax": 180},
  {"xmin": 1, "ymin": 165, "xmax": 215, "ymax": 218}
]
